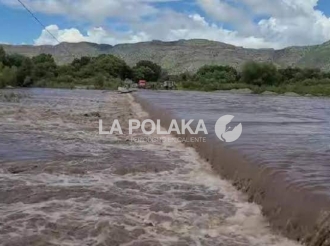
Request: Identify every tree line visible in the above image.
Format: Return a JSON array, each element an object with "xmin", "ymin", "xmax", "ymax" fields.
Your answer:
[
  {"xmin": 0, "ymin": 46, "xmax": 164, "ymax": 89},
  {"xmin": 177, "ymin": 63, "xmax": 330, "ymax": 90},
  {"xmin": 1, "ymin": 45, "xmax": 330, "ymax": 95}
]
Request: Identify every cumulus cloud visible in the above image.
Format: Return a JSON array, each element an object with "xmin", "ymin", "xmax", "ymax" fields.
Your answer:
[
  {"xmin": 34, "ymin": 12, "xmax": 276, "ymax": 49},
  {"xmin": 34, "ymin": 25, "xmax": 85, "ymax": 45},
  {"xmin": 197, "ymin": 0, "xmax": 330, "ymax": 47},
  {"xmin": 34, "ymin": 25, "xmax": 151, "ymax": 46},
  {"xmin": 2, "ymin": 0, "xmax": 330, "ymax": 48},
  {"xmin": 196, "ymin": 0, "xmax": 256, "ymax": 35}
]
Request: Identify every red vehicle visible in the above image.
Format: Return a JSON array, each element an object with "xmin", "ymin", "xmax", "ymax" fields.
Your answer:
[{"xmin": 138, "ymin": 80, "xmax": 147, "ymax": 89}]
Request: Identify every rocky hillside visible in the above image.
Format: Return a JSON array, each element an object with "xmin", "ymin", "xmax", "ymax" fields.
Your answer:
[{"xmin": 1, "ymin": 39, "xmax": 327, "ymax": 74}]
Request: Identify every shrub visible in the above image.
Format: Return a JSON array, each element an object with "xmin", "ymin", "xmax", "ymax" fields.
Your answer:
[
  {"xmin": 241, "ymin": 61, "xmax": 280, "ymax": 86},
  {"xmin": 195, "ymin": 65, "xmax": 239, "ymax": 84}
]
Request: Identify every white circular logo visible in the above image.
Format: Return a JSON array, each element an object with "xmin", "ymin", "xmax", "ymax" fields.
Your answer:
[{"xmin": 215, "ymin": 115, "xmax": 242, "ymax": 143}]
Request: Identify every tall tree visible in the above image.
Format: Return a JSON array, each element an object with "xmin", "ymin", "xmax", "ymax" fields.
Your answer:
[
  {"xmin": 241, "ymin": 61, "xmax": 280, "ymax": 86},
  {"xmin": 17, "ymin": 57, "xmax": 33, "ymax": 87},
  {"xmin": 135, "ymin": 60, "xmax": 162, "ymax": 81},
  {"xmin": 32, "ymin": 54, "xmax": 57, "ymax": 80}
]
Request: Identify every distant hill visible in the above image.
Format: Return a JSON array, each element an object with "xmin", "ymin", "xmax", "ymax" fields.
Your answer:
[
  {"xmin": 1, "ymin": 39, "xmax": 327, "ymax": 74},
  {"xmin": 296, "ymin": 40, "xmax": 330, "ymax": 70}
]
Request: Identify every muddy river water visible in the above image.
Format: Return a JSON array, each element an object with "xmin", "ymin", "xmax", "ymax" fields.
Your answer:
[
  {"xmin": 135, "ymin": 90, "xmax": 330, "ymax": 245},
  {"xmin": 0, "ymin": 88, "xmax": 327, "ymax": 246},
  {"xmin": 137, "ymin": 90, "xmax": 330, "ymax": 192}
]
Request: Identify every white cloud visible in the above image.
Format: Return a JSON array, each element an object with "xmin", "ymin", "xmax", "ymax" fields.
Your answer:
[
  {"xmin": 257, "ymin": 9, "xmax": 330, "ymax": 46},
  {"xmin": 0, "ymin": 0, "xmax": 178, "ymax": 23},
  {"xmin": 34, "ymin": 25, "xmax": 151, "ymax": 46},
  {"xmin": 196, "ymin": 0, "xmax": 330, "ymax": 47},
  {"xmin": 34, "ymin": 13, "xmax": 276, "ymax": 49},
  {"xmin": 34, "ymin": 25, "xmax": 86, "ymax": 45},
  {"xmin": 3, "ymin": 0, "xmax": 330, "ymax": 48},
  {"xmin": 197, "ymin": 0, "xmax": 247, "ymax": 23}
]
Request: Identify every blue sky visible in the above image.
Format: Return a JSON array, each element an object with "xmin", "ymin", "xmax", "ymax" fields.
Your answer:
[
  {"xmin": 0, "ymin": 0, "xmax": 202, "ymax": 44},
  {"xmin": 317, "ymin": 0, "xmax": 330, "ymax": 15},
  {"xmin": 1, "ymin": 0, "xmax": 330, "ymax": 49},
  {"xmin": 0, "ymin": 3, "xmax": 85, "ymax": 44}
]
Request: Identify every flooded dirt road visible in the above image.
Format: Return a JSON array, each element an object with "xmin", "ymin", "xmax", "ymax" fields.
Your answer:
[{"xmin": 0, "ymin": 89, "xmax": 300, "ymax": 246}]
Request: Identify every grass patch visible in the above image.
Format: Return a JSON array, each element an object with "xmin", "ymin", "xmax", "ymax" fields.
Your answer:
[{"xmin": 178, "ymin": 81, "xmax": 330, "ymax": 96}]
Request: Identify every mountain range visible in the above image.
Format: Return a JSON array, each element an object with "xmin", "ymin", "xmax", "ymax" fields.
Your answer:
[{"xmin": 2, "ymin": 39, "xmax": 330, "ymax": 74}]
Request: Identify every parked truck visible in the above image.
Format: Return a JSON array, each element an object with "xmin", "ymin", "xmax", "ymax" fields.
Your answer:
[{"xmin": 138, "ymin": 80, "xmax": 147, "ymax": 89}]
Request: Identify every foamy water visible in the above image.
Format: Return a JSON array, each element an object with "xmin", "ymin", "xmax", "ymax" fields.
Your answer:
[{"xmin": 0, "ymin": 89, "xmax": 301, "ymax": 246}]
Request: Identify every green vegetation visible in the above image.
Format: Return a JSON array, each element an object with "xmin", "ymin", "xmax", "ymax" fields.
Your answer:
[
  {"xmin": 0, "ymin": 46, "xmax": 162, "ymax": 90},
  {"xmin": 175, "ymin": 62, "xmax": 330, "ymax": 96},
  {"xmin": 2, "ymin": 45, "xmax": 330, "ymax": 96},
  {"xmin": 132, "ymin": 60, "xmax": 162, "ymax": 82}
]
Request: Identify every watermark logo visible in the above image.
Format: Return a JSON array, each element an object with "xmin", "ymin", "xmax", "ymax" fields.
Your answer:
[
  {"xmin": 99, "ymin": 119, "xmax": 208, "ymax": 136},
  {"xmin": 215, "ymin": 115, "xmax": 242, "ymax": 143},
  {"xmin": 99, "ymin": 115, "xmax": 243, "ymax": 143}
]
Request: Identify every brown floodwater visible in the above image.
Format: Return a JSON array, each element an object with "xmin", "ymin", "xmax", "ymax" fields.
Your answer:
[
  {"xmin": 135, "ymin": 90, "xmax": 330, "ymax": 245},
  {"xmin": 0, "ymin": 88, "xmax": 302, "ymax": 246},
  {"xmin": 136, "ymin": 90, "xmax": 330, "ymax": 193}
]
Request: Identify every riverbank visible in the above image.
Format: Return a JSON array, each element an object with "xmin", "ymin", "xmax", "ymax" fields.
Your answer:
[
  {"xmin": 0, "ymin": 88, "xmax": 300, "ymax": 246},
  {"xmin": 2, "ymin": 43, "xmax": 330, "ymax": 98},
  {"xmin": 177, "ymin": 82, "xmax": 330, "ymax": 97},
  {"xmin": 177, "ymin": 62, "xmax": 330, "ymax": 97},
  {"xmin": 5, "ymin": 78, "xmax": 330, "ymax": 97},
  {"xmin": 13, "ymin": 81, "xmax": 330, "ymax": 98}
]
